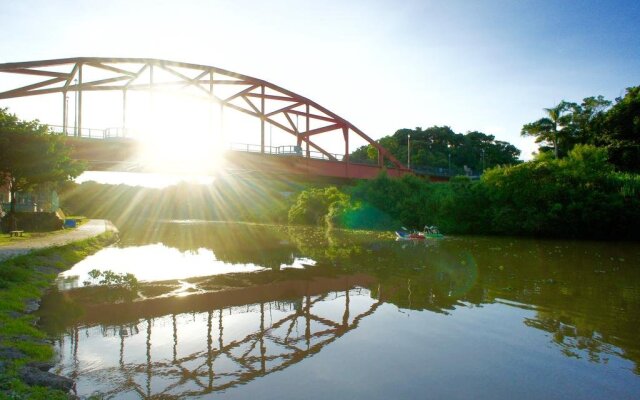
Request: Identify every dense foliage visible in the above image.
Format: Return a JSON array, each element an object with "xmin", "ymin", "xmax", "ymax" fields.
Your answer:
[
  {"xmin": 479, "ymin": 146, "xmax": 639, "ymax": 238},
  {"xmin": 292, "ymin": 145, "xmax": 640, "ymax": 240},
  {"xmin": 350, "ymin": 126, "xmax": 521, "ymax": 173},
  {"xmin": 522, "ymin": 86, "xmax": 640, "ymax": 172},
  {"xmin": 288, "ymin": 187, "xmax": 348, "ymax": 225},
  {"xmin": 287, "ymin": 186, "xmax": 399, "ymax": 230},
  {"xmin": 597, "ymin": 87, "xmax": 640, "ymax": 172}
]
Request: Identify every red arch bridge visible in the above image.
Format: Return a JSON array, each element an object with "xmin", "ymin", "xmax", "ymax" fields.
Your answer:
[{"xmin": 0, "ymin": 58, "xmax": 448, "ymax": 181}]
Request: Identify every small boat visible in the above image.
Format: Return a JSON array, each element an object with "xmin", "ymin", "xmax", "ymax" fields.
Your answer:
[
  {"xmin": 395, "ymin": 230, "xmax": 425, "ymax": 240},
  {"xmin": 423, "ymin": 225, "xmax": 444, "ymax": 238},
  {"xmin": 424, "ymin": 232, "xmax": 444, "ymax": 238},
  {"xmin": 395, "ymin": 226, "xmax": 443, "ymax": 240}
]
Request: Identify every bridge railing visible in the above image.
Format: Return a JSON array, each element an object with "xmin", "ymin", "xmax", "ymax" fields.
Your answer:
[
  {"xmin": 48, "ymin": 125, "xmax": 131, "ymax": 139},
  {"xmin": 228, "ymin": 143, "xmax": 345, "ymax": 162},
  {"xmin": 103, "ymin": 127, "xmax": 131, "ymax": 138},
  {"xmin": 48, "ymin": 124, "xmax": 471, "ymax": 174},
  {"xmin": 413, "ymin": 165, "xmax": 480, "ymax": 179}
]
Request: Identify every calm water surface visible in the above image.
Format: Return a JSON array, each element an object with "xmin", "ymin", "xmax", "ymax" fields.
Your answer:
[{"xmin": 38, "ymin": 221, "xmax": 640, "ymax": 399}]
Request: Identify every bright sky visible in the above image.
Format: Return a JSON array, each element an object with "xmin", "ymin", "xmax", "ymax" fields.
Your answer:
[{"xmin": 1, "ymin": 0, "xmax": 639, "ymax": 161}]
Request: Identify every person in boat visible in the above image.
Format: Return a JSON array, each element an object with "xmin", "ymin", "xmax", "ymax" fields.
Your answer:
[{"xmin": 423, "ymin": 225, "xmax": 440, "ymax": 234}]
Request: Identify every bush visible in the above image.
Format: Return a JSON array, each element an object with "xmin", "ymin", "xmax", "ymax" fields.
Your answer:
[
  {"xmin": 479, "ymin": 145, "xmax": 639, "ymax": 239},
  {"xmin": 0, "ymin": 212, "xmax": 63, "ymax": 233},
  {"xmin": 288, "ymin": 187, "xmax": 349, "ymax": 225},
  {"xmin": 327, "ymin": 200, "xmax": 399, "ymax": 230},
  {"xmin": 333, "ymin": 147, "xmax": 640, "ymax": 239}
]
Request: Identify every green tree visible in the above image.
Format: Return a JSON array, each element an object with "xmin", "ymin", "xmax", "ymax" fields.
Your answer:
[
  {"xmin": 568, "ymin": 96, "xmax": 611, "ymax": 144},
  {"xmin": 521, "ymin": 101, "xmax": 574, "ymax": 158},
  {"xmin": 456, "ymin": 131, "xmax": 520, "ymax": 171},
  {"xmin": 598, "ymin": 86, "xmax": 640, "ymax": 172},
  {"xmin": 0, "ymin": 108, "xmax": 85, "ymax": 218},
  {"xmin": 350, "ymin": 126, "xmax": 520, "ymax": 173},
  {"xmin": 288, "ymin": 186, "xmax": 349, "ymax": 225},
  {"xmin": 480, "ymin": 144, "xmax": 637, "ymax": 238}
]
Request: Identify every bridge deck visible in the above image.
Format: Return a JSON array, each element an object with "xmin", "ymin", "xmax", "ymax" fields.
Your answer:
[{"xmin": 65, "ymin": 136, "xmax": 418, "ymax": 180}]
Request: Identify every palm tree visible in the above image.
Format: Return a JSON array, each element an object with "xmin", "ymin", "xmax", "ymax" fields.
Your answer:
[{"xmin": 521, "ymin": 101, "xmax": 573, "ymax": 158}]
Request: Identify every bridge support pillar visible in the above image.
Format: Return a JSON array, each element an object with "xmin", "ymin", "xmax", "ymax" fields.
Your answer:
[
  {"xmin": 343, "ymin": 126, "xmax": 350, "ymax": 178},
  {"xmin": 62, "ymin": 91, "xmax": 68, "ymax": 135},
  {"xmin": 305, "ymin": 104, "xmax": 310, "ymax": 158},
  {"xmin": 260, "ymin": 85, "xmax": 265, "ymax": 154},
  {"xmin": 122, "ymin": 90, "xmax": 127, "ymax": 136},
  {"xmin": 77, "ymin": 64, "xmax": 83, "ymax": 137},
  {"xmin": 219, "ymin": 103, "xmax": 225, "ymax": 146}
]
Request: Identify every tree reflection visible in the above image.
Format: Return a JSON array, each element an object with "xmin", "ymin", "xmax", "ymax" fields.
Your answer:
[
  {"xmin": 120, "ymin": 221, "xmax": 298, "ymax": 270},
  {"xmin": 42, "ymin": 223, "xmax": 640, "ymax": 385},
  {"xmin": 281, "ymin": 229, "xmax": 640, "ymax": 373}
]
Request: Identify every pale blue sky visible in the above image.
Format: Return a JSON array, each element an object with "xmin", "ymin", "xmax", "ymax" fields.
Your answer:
[{"xmin": 1, "ymin": 0, "xmax": 639, "ymax": 159}]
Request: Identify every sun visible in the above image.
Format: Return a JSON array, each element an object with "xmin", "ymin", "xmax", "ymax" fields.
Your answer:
[
  {"xmin": 130, "ymin": 91, "xmax": 227, "ymax": 174},
  {"xmin": 139, "ymin": 131, "xmax": 226, "ymax": 174}
]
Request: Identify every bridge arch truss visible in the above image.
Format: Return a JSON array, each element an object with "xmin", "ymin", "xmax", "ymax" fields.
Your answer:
[
  {"xmin": 58, "ymin": 288, "xmax": 381, "ymax": 397},
  {"xmin": 0, "ymin": 57, "xmax": 405, "ymax": 170}
]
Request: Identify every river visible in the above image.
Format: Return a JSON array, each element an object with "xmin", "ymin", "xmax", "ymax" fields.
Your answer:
[{"xmin": 37, "ymin": 221, "xmax": 640, "ymax": 399}]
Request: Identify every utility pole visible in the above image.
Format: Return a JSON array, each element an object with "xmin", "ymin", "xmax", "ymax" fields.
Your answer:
[
  {"xmin": 74, "ymin": 79, "xmax": 78, "ymax": 137},
  {"xmin": 64, "ymin": 94, "xmax": 69, "ymax": 135},
  {"xmin": 407, "ymin": 134, "xmax": 411, "ymax": 169}
]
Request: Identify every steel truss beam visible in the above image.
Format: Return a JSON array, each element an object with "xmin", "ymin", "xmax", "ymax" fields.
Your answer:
[{"xmin": 0, "ymin": 58, "xmax": 406, "ymax": 169}]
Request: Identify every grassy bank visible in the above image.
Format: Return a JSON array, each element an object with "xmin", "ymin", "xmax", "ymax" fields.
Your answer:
[{"xmin": 0, "ymin": 231, "xmax": 118, "ymax": 399}]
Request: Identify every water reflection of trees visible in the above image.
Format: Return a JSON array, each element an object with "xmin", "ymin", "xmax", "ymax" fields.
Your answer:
[
  {"xmin": 524, "ymin": 316, "xmax": 619, "ymax": 364},
  {"xmin": 47, "ymin": 221, "xmax": 640, "ymax": 377},
  {"xmin": 120, "ymin": 221, "xmax": 298, "ymax": 270},
  {"xmin": 283, "ymin": 230, "xmax": 640, "ymax": 373},
  {"xmin": 120, "ymin": 222, "xmax": 640, "ymax": 374}
]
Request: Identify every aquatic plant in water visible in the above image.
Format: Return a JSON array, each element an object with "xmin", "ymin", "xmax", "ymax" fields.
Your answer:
[{"xmin": 83, "ymin": 269, "xmax": 139, "ymax": 291}]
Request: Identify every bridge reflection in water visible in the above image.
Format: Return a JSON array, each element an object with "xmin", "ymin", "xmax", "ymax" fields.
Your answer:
[{"xmin": 55, "ymin": 285, "xmax": 380, "ymax": 398}]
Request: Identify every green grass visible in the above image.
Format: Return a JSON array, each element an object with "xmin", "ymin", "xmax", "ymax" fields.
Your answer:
[
  {"xmin": 62, "ymin": 215, "xmax": 86, "ymax": 221},
  {"xmin": 0, "ymin": 231, "xmax": 117, "ymax": 399},
  {"xmin": 0, "ymin": 232, "xmax": 34, "ymax": 245}
]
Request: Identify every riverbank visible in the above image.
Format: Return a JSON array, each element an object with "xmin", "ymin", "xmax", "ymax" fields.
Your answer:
[
  {"xmin": 0, "ymin": 230, "xmax": 119, "ymax": 399},
  {"xmin": 0, "ymin": 219, "xmax": 117, "ymax": 262}
]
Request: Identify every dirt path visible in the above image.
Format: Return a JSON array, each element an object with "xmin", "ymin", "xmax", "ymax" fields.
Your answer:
[{"xmin": 0, "ymin": 219, "xmax": 117, "ymax": 261}]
